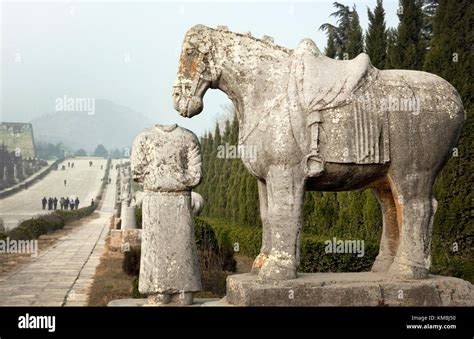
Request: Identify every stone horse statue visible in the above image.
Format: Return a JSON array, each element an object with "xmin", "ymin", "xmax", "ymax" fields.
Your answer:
[{"xmin": 173, "ymin": 25, "xmax": 465, "ymax": 281}]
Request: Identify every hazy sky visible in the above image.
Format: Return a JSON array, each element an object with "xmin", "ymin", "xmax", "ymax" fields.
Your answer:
[{"xmin": 1, "ymin": 0, "xmax": 400, "ymax": 136}]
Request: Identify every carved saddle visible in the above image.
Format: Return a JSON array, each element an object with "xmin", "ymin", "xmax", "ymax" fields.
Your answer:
[{"xmin": 287, "ymin": 39, "xmax": 390, "ymax": 165}]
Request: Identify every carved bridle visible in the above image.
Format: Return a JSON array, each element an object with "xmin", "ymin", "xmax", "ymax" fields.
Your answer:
[{"xmin": 174, "ymin": 36, "xmax": 221, "ymax": 99}]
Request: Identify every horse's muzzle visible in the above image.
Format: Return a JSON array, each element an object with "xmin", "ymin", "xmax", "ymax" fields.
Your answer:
[{"xmin": 173, "ymin": 88, "xmax": 203, "ymax": 118}]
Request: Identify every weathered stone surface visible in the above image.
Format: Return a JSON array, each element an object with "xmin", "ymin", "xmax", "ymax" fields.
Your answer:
[
  {"xmin": 131, "ymin": 124, "xmax": 203, "ymax": 305},
  {"xmin": 109, "ymin": 229, "xmax": 123, "ymax": 251},
  {"xmin": 173, "ymin": 25, "xmax": 466, "ymax": 282},
  {"xmin": 108, "ymin": 298, "xmax": 221, "ymax": 307},
  {"xmin": 226, "ymin": 273, "xmax": 474, "ymax": 306},
  {"xmin": 120, "ymin": 202, "xmax": 136, "ymax": 230},
  {"xmin": 122, "ymin": 229, "xmax": 141, "ymax": 249}
]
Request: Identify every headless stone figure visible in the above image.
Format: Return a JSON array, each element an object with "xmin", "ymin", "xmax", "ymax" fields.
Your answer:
[{"xmin": 131, "ymin": 123, "xmax": 202, "ymax": 305}]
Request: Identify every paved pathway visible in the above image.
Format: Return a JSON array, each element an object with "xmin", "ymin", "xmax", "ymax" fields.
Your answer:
[
  {"xmin": 0, "ymin": 157, "xmax": 107, "ymax": 231},
  {"xmin": 0, "ymin": 160, "xmax": 118, "ymax": 306}
]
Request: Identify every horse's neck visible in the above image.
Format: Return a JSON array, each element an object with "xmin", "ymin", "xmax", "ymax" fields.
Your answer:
[{"xmin": 213, "ymin": 34, "xmax": 290, "ymax": 134}]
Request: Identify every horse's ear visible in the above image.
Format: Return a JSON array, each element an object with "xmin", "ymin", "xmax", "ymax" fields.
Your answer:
[{"xmin": 263, "ymin": 35, "xmax": 274, "ymax": 44}]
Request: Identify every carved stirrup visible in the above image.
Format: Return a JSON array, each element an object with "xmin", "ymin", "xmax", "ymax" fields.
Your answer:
[{"xmin": 304, "ymin": 152, "xmax": 325, "ymax": 177}]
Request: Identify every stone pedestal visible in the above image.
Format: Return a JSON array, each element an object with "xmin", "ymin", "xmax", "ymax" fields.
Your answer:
[
  {"xmin": 109, "ymin": 229, "xmax": 123, "ymax": 251},
  {"xmin": 121, "ymin": 202, "xmax": 136, "ymax": 230},
  {"xmin": 226, "ymin": 272, "xmax": 474, "ymax": 306}
]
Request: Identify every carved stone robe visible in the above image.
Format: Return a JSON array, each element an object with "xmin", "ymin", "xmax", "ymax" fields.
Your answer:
[{"xmin": 131, "ymin": 124, "xmax": 202, "ymax": 295}]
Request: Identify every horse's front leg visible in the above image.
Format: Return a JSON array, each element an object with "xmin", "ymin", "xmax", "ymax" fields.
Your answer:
[
  {"xmin": 251, "ymin": 179, "xmax": 271, "ymax": 274},
  {"xmin": 258, "ymin": 165, "xmax": 305, "ymax": 281}
]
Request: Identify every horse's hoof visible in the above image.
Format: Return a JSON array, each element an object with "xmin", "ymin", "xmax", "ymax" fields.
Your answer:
[
  {"xmin": 388, "ymin": 259, "xmax": 428, "ymax": 280},
  {"xmin": 257, "ymin": 253, "xmax": 297, "ymax": 281},
  {"xmin": 371, "ymin": 255, "xmax": 395, "ymax": 273},
  {"xmin": 251, "ymin": 253, "xmax": 268, "ymax": 274}
]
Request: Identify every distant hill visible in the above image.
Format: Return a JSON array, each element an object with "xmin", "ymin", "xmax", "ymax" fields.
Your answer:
[{"xmin": 30, "ymin": 100, "xmax": 155, "ymax": 153}]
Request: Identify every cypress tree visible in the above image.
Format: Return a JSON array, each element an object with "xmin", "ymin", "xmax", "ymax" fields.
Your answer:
[
  {"xmin": 389, "ymin": 0, "xmax": 426, "ymax": 69},
  {"xmin": 423, "ymin": 0, "xmax": 473, "ymax": 278},
  {"xmin": 365, "ymin": 0, "xmax": 388, "ymax": 69},
  {"xmin": 346, "ymin": 6, "xmax": 364, "ymax": 58},
  {"xmin": 324, "ymin": 28, "xmax": 338, "ymax": 58}
]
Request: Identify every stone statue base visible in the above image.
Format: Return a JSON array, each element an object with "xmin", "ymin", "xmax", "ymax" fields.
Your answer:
[
  {"xmin": 120, "ymin": 202, "xmax": 137, "ymax": 230},
  {"xmin": 226, "ymin": 273, "xmax": 474, "ymax": 306}
]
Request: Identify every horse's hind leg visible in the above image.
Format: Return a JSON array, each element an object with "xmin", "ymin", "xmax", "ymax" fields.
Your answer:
[
  {"xmin": 371, "ymin": 184, "xmax": 400, "ymax": 272},
  {"xmin": 387, "ymin": 174, "xmax": 437, "ymax": 279}
]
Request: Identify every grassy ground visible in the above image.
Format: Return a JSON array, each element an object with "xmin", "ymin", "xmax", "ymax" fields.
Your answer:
[{"xmin": 87, "ymin": 236, "xmax": 135, "ymax": 306}]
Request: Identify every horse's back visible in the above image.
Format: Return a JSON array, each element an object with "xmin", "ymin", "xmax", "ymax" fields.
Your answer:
[{"xmin": 378, "ymin": 69, "xmax": 464, "ymax": 122}]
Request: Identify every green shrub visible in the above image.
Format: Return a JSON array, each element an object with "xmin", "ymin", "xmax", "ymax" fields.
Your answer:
[
  {"xmin": 299, "ymin": 235, "xmax": 378, "ymax": 273},
  {"xmin": 131, "ymin": 276, "xmax": 145, "ymax": 298},
  {"xmin": 201, "ymin": 217, "xmax": 380, "ymax": 273},
  {"xmin": 135, "ymin": 206, "xmax": 142, "ymax": 229},
  {"xmin": 199, "ymin": 217, "xmax": 262, "ymax": 258},
  {"xmin": 123, "ymin": 247, "xmax": 141, "ymax": 276}
]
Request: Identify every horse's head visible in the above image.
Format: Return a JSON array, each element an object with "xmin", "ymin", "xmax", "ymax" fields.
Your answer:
[{"xmin": 173, "ymin": 25, "xmax": 219, "ymax": 118}]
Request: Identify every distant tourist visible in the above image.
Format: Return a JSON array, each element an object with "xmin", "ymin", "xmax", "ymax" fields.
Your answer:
[
  {"xmin": 71, "ymin": 162, "xmax": 74, "ymax": 168},
  {"xmin": 75, "ymin": 197, "xmax": 80, "ymax": 209},
  {"xmin": 60, "ymin": 197, "xmax": 65, "ymax": 210},
  {"xmin": 42, "ymin": 197, "xmax": 47, "ymax": 210},
  {"xmin": 68, "ymin": 162, "xmax": 70, "ymax": 167},
  {"xmin": 48, "ymin": 197, "xmax": 53, "ymax": 210},
  {"xmin": 53, "ymin": 197, "xmax": 58, "ymax": 210},
  {"xmin": 91, "ymin": 198, "xmax": 95, "ymax": 207},
  {"xmin": 89, "ymin": 161, "xmax": 93, "ymax": 167},
  {"xmin": 101, "ymin": 165, "xmax": 103, "ymax": 170},
  {"xmin": 64, "ymin": 179, "xmax": 67, "ymax": 186},
  {"xmin": 65, "ymin": 198, "xmax": 70, "ymax": 210}
]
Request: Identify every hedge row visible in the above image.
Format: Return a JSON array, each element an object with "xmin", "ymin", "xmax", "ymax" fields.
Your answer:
[
  {"xmin": 6, "ymin": 205, "xmax": 97, "ymax": 240},
  {"xmin": 199, "ymin": 217, "xmax": 379, "ymax": 273},
  {"xmin": 0, "ymin": 158, "xmax": 111, "ymax": 241}
]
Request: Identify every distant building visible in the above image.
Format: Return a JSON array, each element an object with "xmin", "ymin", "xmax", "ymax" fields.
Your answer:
[
  {"xmin": 0, "ymin": 122, "xmax": 36, "ymax": 158},
  {"xmin": 0, "ymin": 122, "xmax": 43, "ymax": 189}
]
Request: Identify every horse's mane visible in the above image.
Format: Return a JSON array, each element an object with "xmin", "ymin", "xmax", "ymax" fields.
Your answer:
[{"xmin": 197, "ymin": 25, "xmax": 293, "ymax": 55}]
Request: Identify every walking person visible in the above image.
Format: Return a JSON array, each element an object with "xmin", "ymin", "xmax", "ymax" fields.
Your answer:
[
  {"xmin": 90, "ymin": 198, "xmax": 95, "ymax": 207},
  {"xmin": 60, "ymin": 197, "xmax": 65, "ymax": 210},
  {"xmin": 41, "ymin": 197, "xmax": 47, "ymax": 210},
  {"xmin": 64, "ymin": 179, "xmax": 67, "ymax": 187},
  {"xmin": 75, "ymin": 197, "xmax": 80, "ymax": 210},
  {"xmin": 53, "ymin": 197, "xmax": 58, "ymax": 210},
  {"xmin": 48, "ymin": 197, "xmax": 53, "ymax": 210},
  {"xmin": 65, "ymin": 198, "xmax": 70, "ymax": 210}
]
